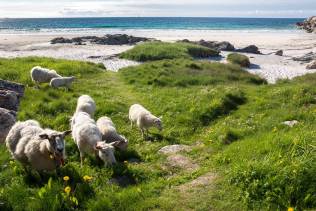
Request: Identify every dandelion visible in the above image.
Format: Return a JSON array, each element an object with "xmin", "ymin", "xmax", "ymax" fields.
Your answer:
[
  {"xmin": 64, "ymin": 186, "xmax": 71, "ymax": 194},
  {"xmin": 288, "ymin": 207, "xmax": 294, "ymax": 211},
  {"xmin": 63, "ymin": 176, "xmax": 70, "ymax": 181},
  {"xmin": 83, "ymin": 175, "xmax": 93, "ymax": 182}
]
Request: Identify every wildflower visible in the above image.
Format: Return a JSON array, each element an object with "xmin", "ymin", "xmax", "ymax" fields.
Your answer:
[
  {"xmin": 137, "ymin": 188, "xmax": 142, "ymax": 193},
  {"xmin": 83, "ymin": 175, "xmax": 93, "ymax": 182},
  {"xmin": 9, "ymin": 161, "xmax": 14, "ymax": 165},
  {"xmin": 64, "ymin": 186, "xmax": 71, "ymax": 194},
  {"xmin": 124, "ymin": 161, "xmax": 128, "ymax": 164},
  {"xmin": 63, "ymin": 176, "xmax": 70, "ymax": 181},
  {"xmin": 273, "ymin": 127, "xmax": 278, "ymax": 132},
  {"xmin": 288, "ymin": 207, "xmax": 294, "ymax": 211}
]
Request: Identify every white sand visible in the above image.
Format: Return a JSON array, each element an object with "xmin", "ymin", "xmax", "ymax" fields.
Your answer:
[{"xmin": 0, "ymin": 29, "xmax": 316, "ymax": 82}]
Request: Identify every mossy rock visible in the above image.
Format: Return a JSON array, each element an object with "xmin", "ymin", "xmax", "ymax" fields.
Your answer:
[{"xmin": 227, "ymin": 53, "xmax": 251, "ymax": 68}]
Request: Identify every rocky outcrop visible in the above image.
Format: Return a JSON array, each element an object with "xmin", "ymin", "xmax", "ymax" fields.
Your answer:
[
  {"xmin": 51, "ymin": 34, "xmax": 151, "ymax": 45},
  {"xmin": 296, "ymin": 16, "xmax": 316, "ymax": 33},
  {"xmin": 236, "ymin": 45, "xmax": 261, "ymax": 54},
  {"xmin": 180, "ymin": 39, "xmax": 235, "ymax": 51},
  {"xmin": 0, "ymin": 80, "xmax": 24, "ymax": 143},
  {"xmin": 293, "ymin": 52, "xmax": 316, "ymax": 63},
  {"xmin": 306, "ymin": 60, "xmax": 316, "ymax": 69}
]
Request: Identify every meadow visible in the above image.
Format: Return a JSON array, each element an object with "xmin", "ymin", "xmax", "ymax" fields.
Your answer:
[{"xmin": 0, "ymin": 42, "xmax": 315, "ymax": 211}]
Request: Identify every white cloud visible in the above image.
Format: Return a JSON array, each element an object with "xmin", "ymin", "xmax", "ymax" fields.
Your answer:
[{"xmin": 0, "ymin": 0, "xmax": 315, "ymax": 18}]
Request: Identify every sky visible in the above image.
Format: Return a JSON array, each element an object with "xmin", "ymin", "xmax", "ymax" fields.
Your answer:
[{"xmin": 0, "ymin": 0, "xmax": 315, "ymax": 18}]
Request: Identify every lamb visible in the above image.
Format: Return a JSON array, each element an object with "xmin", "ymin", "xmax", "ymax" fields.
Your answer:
[
  {"xmin": 5, "ymin": 120, "xmax": 71, "ymax": 171},
  {"xmin": 129, "ymin": 104, "xmax": 162, "ymax": 139},
  {"xmin": 75, "ymin": 95, "xmax": 96, "ymax": 118},
  {"xmin": 96, "ymin": 116, "xmax": 128, "ymax": 151},
  {"xmin": 30, "ymin": 66, "xmax": 61, "ymax": 86},
  {"xmin": 50, "ymin": 76, "xmax": 75, "ymax": 89},
  {"xmin": 71, "ymin": 111, "xmax": 118, "ymax": 167}
]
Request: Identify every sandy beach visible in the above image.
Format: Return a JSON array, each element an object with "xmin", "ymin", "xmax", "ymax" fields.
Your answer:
[{"xmin": 0, "ymin": 29, "xmax": 316, "ymax": 83}]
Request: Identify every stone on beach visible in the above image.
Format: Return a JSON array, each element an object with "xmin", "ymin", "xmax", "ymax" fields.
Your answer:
[
  {"xmin": 306, "ymin": 60, "xmax": 316, "ymax": 69},
  {"xmin": 236, "ymin": 45, "xmax": 261, "ymax": 54},
  {"xmin": 293, "ymin": 52, "xmax": 316, "ymax": 63},
  {"xmin": 296, "ymin": 16, "xmax": 316, "ymax": 33},
  {"xmin": 275, "ymin": 50, "xmax": 283, "ymax": 56},
  {"xmin": 180, "ymin": 39, "xmax": 235, "ymax": 51}
]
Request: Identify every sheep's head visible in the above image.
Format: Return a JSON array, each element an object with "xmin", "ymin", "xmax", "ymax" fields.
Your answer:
[
  {"xmin": 39, "ymin": 130, "xmax": 72, "ymax": 165},
  {"xmin": 154, "ymin": 117, "xmax": 163, "ymax": 131},
  {"xmin": 111, "ymin": 137, "xmax": 128, "ymax": 151},
  {"xmin": 95, "ymin": 142, "xmax": 117, "ymax": 166}
]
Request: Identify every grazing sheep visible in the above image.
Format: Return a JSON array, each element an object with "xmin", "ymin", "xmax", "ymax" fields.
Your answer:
[
  {"xmin": 96, "ymin": 116, "xmax": 128, "ymax": 151},
  {"xmin": 75, "ymin": 95, "xmax": 96, "ymax": 118},
  {"xmin": 30, "ymin": 66, "xmax": 61, "ymax": 86},
  {"xmin": 129, "ymin": 104, "xmax": 162, "ymax": 138},
  {"xmin": 5, "ymin": 120, "xmax": 71, "ymax": 171},
  {"xmin": 50, "ymin": 76, "xmax": 75, "ymax": 89},
  {"xmin": 71, "ymin": 111, "xmax": 117, "ymax": 167}
]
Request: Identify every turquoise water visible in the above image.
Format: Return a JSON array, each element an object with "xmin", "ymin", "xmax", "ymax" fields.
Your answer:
[{"xmin": 0, "ymin": 17, "xmax": 303, "ymax": 32}]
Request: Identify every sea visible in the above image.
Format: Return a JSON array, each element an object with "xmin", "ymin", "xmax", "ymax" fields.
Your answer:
[{"xmin": 0, "ymin": 17, "xmax": 304, "ymax": 34}]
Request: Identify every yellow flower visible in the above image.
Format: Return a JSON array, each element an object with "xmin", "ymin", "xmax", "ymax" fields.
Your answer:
[
  {"xmin": 64, "ymin": 186, "xmax": 71, "ymax": 194},
  {"xmin": 9, "ymin": 161, "xmax": 14, "ymax": 165},
  {"xmin": 63, "ymin": 176, "xmax": 70, "ymax": 181},
  {"xmin": 83, "ymin": 175, "xmax": 93, "ymax": 182},
  {"xmin": 273, "ymin": 127, "xmax": 278, "ymax": 132},
  {"xmin": 124, "ymin": 161, "xmax": 128, "ymax": 164},
  {"xmin": 288, "ymin": 207, "xmax": 294, "ymax": 211}
]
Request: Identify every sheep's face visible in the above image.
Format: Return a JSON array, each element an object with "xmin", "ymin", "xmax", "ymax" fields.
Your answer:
[
  {"xmin": 95, "ymin": 142, "xmax": 117, "ymax": 166},
  {"xmin": 39, "ymin": 130, "xmax": 71, "ymax": 159},
  {"xmin": 154, "ymin": 118, "xmax": 163, "ymax": 131},
  {"xmin": 111, "ymin": 137, "xmax": 128, "ymax": 151}
]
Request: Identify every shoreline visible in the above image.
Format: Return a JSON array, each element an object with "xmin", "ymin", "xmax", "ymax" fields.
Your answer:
[{"xmin": 0, "ymin": 29, "xmax": 315, "ymax": 83}]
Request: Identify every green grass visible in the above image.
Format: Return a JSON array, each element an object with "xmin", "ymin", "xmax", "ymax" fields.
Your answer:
[
  {"xmin": 0, "ymin": 56, "xmax": 315, "ymax": 211},
  {"xmin": 227, "ymin": 53, "xmax": 251, "ymax": 68},
  {"xmin": 120, "ymin": 41, "xmax": 220, "ymax": 62}
]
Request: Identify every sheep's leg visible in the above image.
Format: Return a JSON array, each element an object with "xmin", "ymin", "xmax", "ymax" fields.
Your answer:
[
  {"xmin": 80, "ymin": 153, "xmax": 84, "ymax": 167},
  {"xmin": 141, "ymin": 128, "xmax": 145, "ymax": 139}
]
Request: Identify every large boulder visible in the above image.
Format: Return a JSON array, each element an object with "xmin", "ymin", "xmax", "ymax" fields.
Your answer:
[
  {"xmin": 236, "ymin": 45, "xmax": 261, "ymax": 54},
  {"xmin": 0, "ymin": 90, "xmax": 19, "ymax": 111},
  {"xmin": 50, "ymin": 37, "xmax": 73, "ymax": 44},
  {"xmin": 306, "ymin": 60, "xmax": 316, "ymax": 69},
  {"xmin": 179, "ymin": 39, "xmax": 235, "ymax": 51},
  {"xmin": 296, "ymin": 16, "xmax": 316, "ymax": 33},
  {"xmin": 0, "ymin": 108, "xmax": 16, "ymax": 143}
]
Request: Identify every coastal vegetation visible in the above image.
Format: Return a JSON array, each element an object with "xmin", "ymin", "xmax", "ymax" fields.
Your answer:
[
  {"xmin": 227, "ymin": 53, "xmax": 251, "ymax": 67},
  {"xmin": 0, "ymin": 46, "xmax": 315, "ymax": 211}
]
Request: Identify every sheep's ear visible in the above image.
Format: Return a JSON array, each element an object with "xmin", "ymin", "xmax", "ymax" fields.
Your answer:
[
  {"xmin": 62, "ymin": 130, "xmax": 72, "ymax": 137},
  {"xmin": 110, "ymin": 141, "xmax": 122, "ymax": 147},
  {"xmin": 39, "ymin": 133, "xmax": 49, "ymax": 140}
]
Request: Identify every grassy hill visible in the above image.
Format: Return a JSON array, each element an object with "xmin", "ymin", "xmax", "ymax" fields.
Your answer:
[{"xmin": 0, "ymin": 53, "xmax": 315, "ymax": 210}]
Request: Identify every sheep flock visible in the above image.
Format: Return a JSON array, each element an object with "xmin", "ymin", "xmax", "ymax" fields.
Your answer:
[{"xmin": 4, "ymin": 66, "xmax": 163, "ymax": 174}]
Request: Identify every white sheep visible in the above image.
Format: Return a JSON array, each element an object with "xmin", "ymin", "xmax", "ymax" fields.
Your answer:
[
  {"xmin": 71, "ymin": 111, "xmax": 118, "ymax": 167},
  {"xmin": 129, "ymin": 104, "xmax": 162, "ymax": 139},
  {"xmin": 30, "ymin": 66, "xmax": 61, "ymax": 86},
  {"xmin": 50, "ymin": 76, "xmax": 75, "ymax": 89},
  {"xmin": 75, "ymin": 95, "xmax": 96, "ymax": 118},
  {"xmin": 5, "ymin": 120, "xmax": 71, "ymax": 171},
  {"xmin": 96, "ymin": 116, "xmax": 128, "ymax": 151}
]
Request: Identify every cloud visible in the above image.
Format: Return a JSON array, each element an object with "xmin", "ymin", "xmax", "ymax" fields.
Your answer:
[{"xmin": 0, "ymin": 0, "xmax": 315, "ymax": 18}]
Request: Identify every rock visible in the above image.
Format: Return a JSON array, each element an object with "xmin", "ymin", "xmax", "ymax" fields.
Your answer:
[
  {"xmin": 158, "ymin": 144, "xmax": 191, "ymax": 155},
  {"xmin": 50, "ymin": 37, "xmax": 73, "ymax": 44},
  {"xmin": 178, "ymin": 172, "xmax": 217, "ymax": 192},
  {"xmin": 0, "ymin": 90, "xmax": 19, "ymax": 111},
  {"xmin": 166, "ymin": 154, "xmax": 199, "ymax": 172},
  {"xmin": 236, "ymin": 45, "xmax": 261, "ymax": 54},
  {"xmin": 179, "ymin": 39, "xmax": 235, "ymax": 51},
  {"xmin": 51, "ymin": 34, "xmax": 151, "ymax": 45},
  {"xmin": 283, "ymin": 120, "xmax": 299, "ymax": 127},
  {"xmin": 108, "ymin": 175, "xmax": 135, "ymax": 187},
  {"xmin": 296, "ymin": 16, "xmax": 316, "ymax": 33},
  {"xmin": 293, "ymin": 52, "xmax": 316, "ymax": 63},
  {"xmin": 0, "ymin": 108, "xmax": 16, "ymax": 143},
  {"xmin": 275, "ymin": 50, "xmax": 283, "ymax": 56},
  {"xmin": 306, "ymin": 60, "xmax": 316, "ymax": 69},
  {"xmin": 0, "ymin": 79, "xmax": 24, "ymax": 97}
]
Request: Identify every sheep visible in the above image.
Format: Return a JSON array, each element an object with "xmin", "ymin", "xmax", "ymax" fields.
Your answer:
[
  {"xmin": 50, "ymin": 76, "xmax": 75, "ymax": 89},
  {"xmin": 5, "ymin": 120, "xmax": 71, "ymax": 172},
  {"xmin": 71, "ymin": 111, "xmax": 118, "ymax": 167},
  {"xmin": 129, "ymin": 104, "xmax": 162, "ymax": 139},
  {"xmin": 96, "ymin": 116, "xmax": 128, "ymax": 151},
  {"xmin": 75, "ymin": 95, "xmax": 96, "ymax": 118},
  {"xmin": 30, "ymin": 66, "xmax": 61, "ymax": 86}
]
